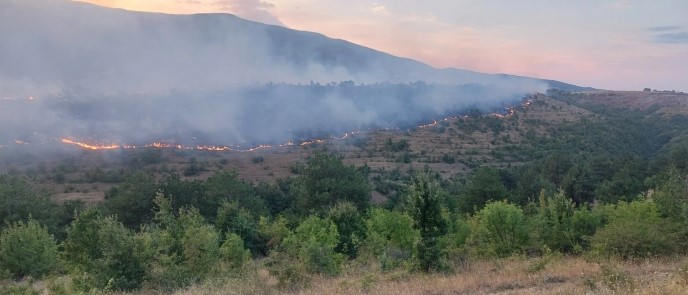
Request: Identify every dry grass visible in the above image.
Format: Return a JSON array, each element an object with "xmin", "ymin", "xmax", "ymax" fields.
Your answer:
[{"xmin": 154, "ymin": 256, "xmax": 688, "ymax": 295}]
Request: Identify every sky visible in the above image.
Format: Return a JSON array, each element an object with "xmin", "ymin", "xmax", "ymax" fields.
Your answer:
[{"xmin": 77, "ymin": 0, "xmax": 688, "ymax": 91}]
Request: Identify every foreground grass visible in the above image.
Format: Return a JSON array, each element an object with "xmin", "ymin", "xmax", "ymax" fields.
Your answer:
[
  {"xmin": 7, "ymin": 255, "xmax": 687, "ymax": 294},
  {"xmin": 117, "ymin": 256, "xmax": 688, "ymax": 295}
]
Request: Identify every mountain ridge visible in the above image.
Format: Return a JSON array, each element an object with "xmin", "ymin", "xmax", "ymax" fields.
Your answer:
[{"xmin": 0, "ymin": 0, "xmax": 593, "ymax": 95}]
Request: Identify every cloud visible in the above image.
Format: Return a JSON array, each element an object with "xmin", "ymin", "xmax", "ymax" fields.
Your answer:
[
  {"xmin": 213, "ymin": 0, "xmax": 282, "ymax": 25},
  {"xmin": 647, "ymin": 26, "xmax": 682, "ymax": 32},
  {"xmin": 609, "ymin": 0, "xmax": 632, "ymax": 9},
  {"xmin": 652, "ymin": 32, "xmax": 688, "ymax": 44}
]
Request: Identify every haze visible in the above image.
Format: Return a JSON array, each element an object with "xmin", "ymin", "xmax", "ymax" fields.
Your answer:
[{"xmin": 79, "ymin": 0, "xmax": 688, "ymax": 92}]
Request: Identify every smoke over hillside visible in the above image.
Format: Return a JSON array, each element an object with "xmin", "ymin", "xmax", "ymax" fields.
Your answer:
[{"xmin": 0, "ymin": 0, "xmax": 555, "ymax": 148}]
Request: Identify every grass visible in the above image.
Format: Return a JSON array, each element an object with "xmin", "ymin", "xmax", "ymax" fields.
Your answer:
[{"xmin": 101, "ymin": 256, "xmax": 688, "ymax": 295}]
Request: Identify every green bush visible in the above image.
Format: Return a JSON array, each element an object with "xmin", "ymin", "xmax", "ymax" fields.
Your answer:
[
  {"xmin": 590, "ymin": 200, "xmax": 681, "ymax": 259},
  {"xmin": 282, "ymin": 216, "xmax": 343, "ymax": 275},
  {"xmin": 536, "ymin": 191, "xmax": 581, "ymax": 252},
  {"xmin": 0, "ymin": 219, "xmax": 60, "ymax": 279},
  {"xmin": 364, "ymin": 208, "xmax": 419, "ymax": 270},
  {"xmin": 469, "ymin": 201, "xmax": 529, "ymax": 257},
  {"xmin": 146, "ymin": 195, "xmax": 221, "ymax": 290},
  {"xmin": 63, "ymin": 210, "xmax": 147, "ymax": 291},
  {"xmin": 220, "ymin": 233, "xmax": 250, "ymax": 269},
  {"xmin": 327, "ymin": 201, "xmax": 366, "ymax": 259},
  {"xmin": 409, "ymin": 173, "xmax": 448, "ymax": 272}
]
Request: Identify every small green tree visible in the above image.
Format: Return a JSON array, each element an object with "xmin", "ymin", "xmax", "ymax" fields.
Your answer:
[
  {"xmin": 282, "ymin": 216, "xmax": 342, "ymax": 275},
  {"xmin": 409, "ymin": 173, "xmax": 448, "ymax": 272},
  {"xmin": 364, "ymin": 208, "xmax": 419, "ymax": 270},
  {"xmin": 327, "ymin": 201, "xmax": 366, "ymax": 259},
  {"xmin": 0, "ymin": 219, "xmax": 60, "ymax": 279},
  {"xmin": 215, "ymin": 200, "xmax": 263, "ymax": 256},
  {"xmin": 470, "ymin": 201, "xmax": 529, "ymax": 257},
  {"xmin": 220, "ymin": 233, "xmax": 250, "ymax": 270},
  {"xmin": 102, "ymin": 172, "xmax": 157, "ymax": 229},
  {"xmin": 292, "ymin": 154, "xmax": 371, "ymax": 213},
  {"xmin": 63, "ymin": 209, "xmax": 147, "ymax": 291},
  {"xmin": 459, "ymin": 167, "xmax": 508, "ymax": 213},
  {"xmin": 537, "ymin": 189, "xmax": 577, "ymax": 252},
  {"xmin": 146, "ymin": 194, "xmax": 221, "ymax": 289},
  {"xmin": 653, "ymin": 167, "xmax": 688, "ymax": 222}
]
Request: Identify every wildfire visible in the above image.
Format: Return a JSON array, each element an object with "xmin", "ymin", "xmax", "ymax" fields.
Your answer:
[
  {"xmin": 53, "ymin": 96, "xmax": 539, "ymax": 153},
  {"xmin": 61, "ymin": 138, "xmax": 120, "ymax": 150},
  {"xmin": 300, "ymin": 139, "xmax": 325, "ymax": 146},
  {"xmin": 418, "ymin": 120, "xmax": 438, "ymax": 128},
  {"xmin": 14, "ymin": 139, "xmax": 28, "ymax": 145},
  {"xmin": 491, "ymin": 108, "xmax": 516, "ymax": 118}
]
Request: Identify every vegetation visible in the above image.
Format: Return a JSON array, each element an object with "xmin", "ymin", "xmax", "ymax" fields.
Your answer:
[{"xmin": 2, "ymin": 92, "xmax": 688, "ymax": 293}]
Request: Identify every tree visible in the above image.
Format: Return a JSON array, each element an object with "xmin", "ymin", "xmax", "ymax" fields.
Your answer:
[
  {"xmin": 470, "ymin": 201, "xmax": 529, "ymax": 257},
  {"xmin": 365, "ymin": 208, "xmax": 419, "ymax": 270},
  {"xmin": 459, "ymin": 167, "xmax": 508, "ymax": 213},
  {"xmin": 282, "ymin": 216, "xmax": 343, "ymax": 275},
  {"xmin": 653, "ymin": 167, "xmax": 688, "ymax": 222},
  {"xmin": 327, "ymin": 201, "xmax": 366, "ymax": 259},
  {"xmin": 292, "ymin": 153, "xmax": 371, "ymax": 213},
  {"xmin": 203, "ymin": 171, "xmax": 266, "ymax": 218},
  {"xmin": 63, "ymin": 209, "xmax": 147, "ymax": 291},
  {"xmin": 0, "ymin": 219, "xmax": 60, "ymax": 279},
  {"xmin": 215, "ymin": 200, "xmax": 264, "ymax": 256},
  {"xmin": 146, "ymin": 194, "xmax": 221, "ymax": 290},
  {"xmin": 103, "ymin": 172, "xmax": 158, "ymax": 229},
  {"xmin": 0, "ymin": 175, "xmax": 53, "ymax": 228},
  {"xmin": 409, "ymin": 173, "xmax": 448, "ymax": 272}
]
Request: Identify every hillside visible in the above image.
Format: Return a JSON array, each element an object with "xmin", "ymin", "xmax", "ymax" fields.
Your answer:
[
  {"xmin": 0, "ymin": 91, "xmax": 623, "ymax": 202},
  {"xmin": 0, "ymin": 0, "xmax": 596, "ymax": 148}
]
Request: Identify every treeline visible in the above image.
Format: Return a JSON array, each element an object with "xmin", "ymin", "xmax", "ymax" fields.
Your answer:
[{"xmin": 1, "ymin": 151, "xmax": 688, "ymax": 293}]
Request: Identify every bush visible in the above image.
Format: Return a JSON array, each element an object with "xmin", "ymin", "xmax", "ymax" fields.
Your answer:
[
  {"xmin": 220, "ymin": 233, "xmax": 250, "ymax": 270},
  {"xmin": 469, "ymin": 201, "xmax": 529, "ymax": 257},
  {"xmin": 590, "ymin": 200, "xmax": 681, "ymax": 259},
  {"xmin": 63, "ymin": 210, "xmax": 147, "ymax": 291},
  {"xmin": 147, "ymin": 195, "xmax": 221, "ymax": 290},
  {"xmin": 282, "ymin": 216, "xmax": 343, "ymax": 275},
  {"xmin": 327, "ymin": 201, "xmax": 366, "ymax": 259},
  {"xmin": 364, "ymin": 209, "xmax": 419, "ymax": 270},
  {"xmin": 408, "ymin": 173, "xmax": 448, "ymax": 272},
  {"xmin": 0, "ymin": 219, "xmax": 60, "ymax": 279}
]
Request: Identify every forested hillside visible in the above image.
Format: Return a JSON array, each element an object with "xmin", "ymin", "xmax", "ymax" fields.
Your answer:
[{"xmin": 2, "ymin": 91, "xmax": 688, "ymax": 294}]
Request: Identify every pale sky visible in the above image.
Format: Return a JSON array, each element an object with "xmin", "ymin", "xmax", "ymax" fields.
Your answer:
[{"xmin": 78, "ymin": 0, "xmax": 688, "ymax": 91}]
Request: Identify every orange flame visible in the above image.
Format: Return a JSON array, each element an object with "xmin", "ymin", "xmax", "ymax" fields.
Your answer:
[{"xmin": 61, "ymin": 138, "xmax": 120, "ymax": 150}]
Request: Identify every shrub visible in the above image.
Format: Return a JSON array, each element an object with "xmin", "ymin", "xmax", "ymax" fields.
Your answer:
[
  {"xmin": 408, "ymin": 173, "xmax": 448, "ymax": 272},
  {"xmin": 282, "ymin": 216, "xmax": 343, "ymax": 275},
  {"xmin": 147, "ymin": 195, "xmax": 221, "ymax": 290},
  {"xmin": 364, "ymin": 209, "xmax": 419, "ymax": 270},
  {"xmin": 220, "ymin": 233, "xmax": 250, "ymax": 270},
  {"xmin": 327, "ymin": 201, "xmax": 366, "ymax": 259},
  {"xmin": 0, "ymin": 219, "xmax": 60, "ymax": 279},
  {"xmin": 590, "ymin": 200, "xmax": 680, "ymax": 259},
  {"xmin": 63, "ymin": 210, "xmax": 147, "ymax": 291},
  {"xmin": 469, "ymin": 201, "xmax": 529, "ymax": 257}
]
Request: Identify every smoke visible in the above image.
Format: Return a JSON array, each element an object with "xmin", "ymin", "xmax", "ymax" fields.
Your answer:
[{"xmin": 0, "ymin": 0, "xmax": 547, "ymax": 148}]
